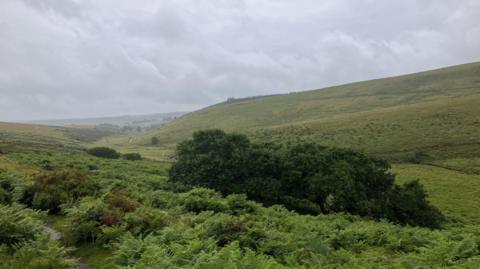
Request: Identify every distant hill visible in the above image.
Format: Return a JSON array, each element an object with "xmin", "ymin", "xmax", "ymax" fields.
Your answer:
[
  {"xmin": 0, "ymin": 121, "xmax": 122, "ymax": 151},
  {"xmin": 30, "ymin": 112, "xmax": 186, "ymax": 129},
  {"xmin": 140, "ymin": 62, "xmax": 480, "ymax": 162},
  {"xmin": 0, "ymin": 122, "xmax": 78, "ymax": 152}
]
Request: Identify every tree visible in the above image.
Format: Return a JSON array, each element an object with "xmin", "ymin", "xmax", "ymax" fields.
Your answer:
[
  {"xmin": 87, "ymin": 147, "xmax": 120, "ymax": 159},
  {"xmin": 387, "ymin": 180, "xmax": 444, "ymax": 228},
  {"xmin": 151, "ymin": 137, "xmax": 159, "ymax": 145},
  {"xmin": 170, "ymin": 129, "xmax": 444, "ymax": 228}
]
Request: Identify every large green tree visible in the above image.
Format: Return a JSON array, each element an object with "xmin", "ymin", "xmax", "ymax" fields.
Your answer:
[{"xmin": 170, "ymin": 129, "xmax": 443, "ymax": 228}]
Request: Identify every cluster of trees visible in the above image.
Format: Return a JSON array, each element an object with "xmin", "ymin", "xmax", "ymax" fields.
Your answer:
[
  {"xmin": 87, "ymin": 147, "xmax": 142, "ymax": 160},
  {"xmin": 170, "ymin": 129, "xmax": 444, "ymax": 228}
]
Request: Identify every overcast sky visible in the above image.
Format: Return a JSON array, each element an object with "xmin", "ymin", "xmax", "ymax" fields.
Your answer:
[{"xmin": 1, "ymin": 0, "xmax": 479, "ymax": 121}]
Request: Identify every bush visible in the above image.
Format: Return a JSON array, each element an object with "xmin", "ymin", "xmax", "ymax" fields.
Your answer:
[
  {"xmin": 109, "ymin": 192, "xmax": 138, "ymax": 212},
  {"xmin": 124, "ymin": 206, "xmax": 171, "ymax": 235},
  {"xmin": 123, "ymin": 153, "xmax": 142, "ymax": 161},
  {"xmin": 0, "ymin": 176, "xmax": 14, "ymax": 205},
  {"xmin": 0, "ymin": 204, "xmax": 43, "ymax": 248},
  {"xmin": 0, "ymin": 234, "xmax": 76, "ymax": 269},
  {"xmin": 64, "ymin": 197, "xmax": 106, "ymax": 244},
  {"xmin": 87, "ymin": 147, "xmax": 120, "ymax": 159},
  {"xmin": 27, "ymin": 170, "xmax": 98, "ymax": 213},
  {"xmin": 182, "ymin": 188, "xmax": 228, "ymax": 213}
]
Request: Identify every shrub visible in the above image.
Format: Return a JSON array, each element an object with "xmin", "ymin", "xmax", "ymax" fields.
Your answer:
[
  {"xmin": 28, "ymin": 170, "xmax": 98, "ymax": 213},
  {"xmin": 109, "ymin": 192, "xmax": 138, "ymax": 212},
  {"xmin": 124, "ymin": 206, "xmax": 171, "ymax": 235},
  {"xmin": 0, "ymin": 176, "xmax": 14, "ymax": 205},
  {"xmin": 182, "ymin": 188, "xmax": 228, "ymax": 213},
  {"xmin": 0, "ymin": 204, "xmax": 43, "ymax": 248},
  {"xmin": 87, "ymin": 147, "xmax": 120, "ymax": 159},
  {"xmin": 100, "ymin": 209, "xmax": 122, "ymax": 226},
  {"xmin": 64, "ymin": 197, "xmax": 106, "ymax": 244},
  {"xmin": 1, "ymin": 234, "xmax": 76, "ymax": 269},
  {"xmin": 123, "ymin": 153, "xmax": 142, "ymax": 161}
]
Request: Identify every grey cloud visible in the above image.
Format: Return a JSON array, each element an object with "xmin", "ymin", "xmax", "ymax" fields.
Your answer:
[{"xmin": 0, "ymin": 0, "xmax": 479, "ymax": 121}]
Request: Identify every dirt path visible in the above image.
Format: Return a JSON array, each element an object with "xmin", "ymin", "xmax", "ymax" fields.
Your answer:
[{"xmin": 43, "ymin": 224, "xmax": 93, "ymax": 269}]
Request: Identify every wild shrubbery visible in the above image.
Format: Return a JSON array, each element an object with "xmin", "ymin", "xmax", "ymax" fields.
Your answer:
[
  {"xmin": 123, "ymin": 153, "xmax": 142, "ymax": 161},
  {"xmin": 0, "ymin": 204, "xmax": 42, "ymax": 248},
  {"xmin": 63, "ymin": 192, "xmax": 169, "ymax": 244},
  {"xmin": 2, "ymin": 147, "xmax": 479, "ymax": 268},
  {"xmin": 25, "ymin": 170, "xmax": 98, "ymax": 213},
  {"xmin": 170, "ymin": 129, "xmax": 444, "ymax": 228},
  {"xmin": 0, "ymin": 204, "xmax": 75, "ymax": 269},
  {"xmin": 87, "ymin": 147, "xmax": 121, "ymax": 159}
]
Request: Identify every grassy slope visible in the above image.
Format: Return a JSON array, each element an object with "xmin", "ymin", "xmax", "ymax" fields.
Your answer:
[
  {"xmin": 0, "ymin": 122, "xmax": 79, "ymax": 152},
  {"xmin": 392, "ymin": 164, "xmax": 480, "ymax": 222},
  {"xmin": 141, "ymin": 62, "xmax": 480, "ymax": 161},
  {"xmin": 0, "ymin": 122, "xmax": 125, "ymax": 152}
]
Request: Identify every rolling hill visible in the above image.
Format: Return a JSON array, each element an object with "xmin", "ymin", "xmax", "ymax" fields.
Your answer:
[
  {"xmin": 139, "ymin": 62, "xmax": 480, "ymax": 162},
  {"xmin": 30, "ymin": 111, "xmax": 185, "ymax": 128},
  {"xmin": 0, "ymin": 122, "xmax": 76, "ymax": 152},
  {"xmin": 0, "ymin": 122, "xmax": 120, "ymax": 152}
]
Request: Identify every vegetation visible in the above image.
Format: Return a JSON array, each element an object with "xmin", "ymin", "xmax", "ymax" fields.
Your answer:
[
  {"xmin": 0, "ymin": 204, "xmax": 76, "ymax": 269},
  {"xmin": 170, "ymin": 130, "xmax": 443, "ymax": 228},
  {"xmin": 393, "ymin": 164, "xmax": 480, "ymax": 221},
  {"xmin": 123, "ymin": 153, "xmax": 142, "ymax": 161},
  {"xmin": 0, "ymin": 134, "xmax": 479, "ymax": 268},
  {"xmin": 87, "ymin": 147, "xmax": 121, "ymax": 159},
  {"xmin": 25, "ymin": 170, "xmax": 99, "ymax": 213}
]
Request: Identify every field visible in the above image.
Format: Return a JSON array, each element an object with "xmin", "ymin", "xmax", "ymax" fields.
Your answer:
[{"xmin": 392, "ymin": 164, "xmax": 480, "ymax": 222}]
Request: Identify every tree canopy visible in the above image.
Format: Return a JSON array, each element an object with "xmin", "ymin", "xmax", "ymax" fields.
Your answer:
[{"xmin": 170, "ymin": 129, "xmax": 443, "ymax": 228}]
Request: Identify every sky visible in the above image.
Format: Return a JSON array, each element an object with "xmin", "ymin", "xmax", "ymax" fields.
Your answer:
[{"xmin": 1, "ymin": 0, "xmax": 479, "ymax": 121}]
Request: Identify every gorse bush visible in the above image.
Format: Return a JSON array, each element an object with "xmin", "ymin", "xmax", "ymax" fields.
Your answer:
[
  {"xmin": 170, "ymin": 129, "xmax": 443, "ymax": 228},
  {"xmin": 87, "ymin": 147, "xmax": 120, "ymax": 159}
]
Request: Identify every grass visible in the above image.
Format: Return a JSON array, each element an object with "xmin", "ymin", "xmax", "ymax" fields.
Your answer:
[
  {"xmin": 74, "ymin": 244, "xmax": 115, "ymax": 269},
  {"xmin": 0, "ymin": 122, "xmax": 66, "ymax": 139},
  {"xmin": 90, "ymin": 134, "xmax": 175, "ymax": 162},
  {"xmin": 392, "ymin": 164, "xmax": 480, "ymax": 222},
  {"xmin": 257, "ymin": 95, "xmax": 480, "ymax": 162},
  {"xmin": 432, "ymin": 158, "xmax": 480, "ymax": 174},
  {"xmin": 137, "ymin": 61, "xmax": 480, "ymax": 162}
]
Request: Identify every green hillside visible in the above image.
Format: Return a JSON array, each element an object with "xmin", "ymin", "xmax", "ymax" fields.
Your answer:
[
  {"xmin": 0, "ymin": 122, "xmax": 77, "ymax": 152},
  {"xmin": 142, "ymin": 62, "xmax": 480, "ymax": 161},
  {"xmin": 0, "ymin": 122, "xmax": 122, "ymax": 153}
]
